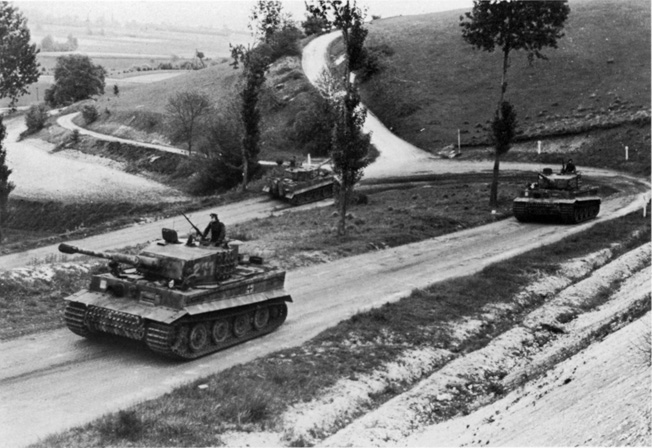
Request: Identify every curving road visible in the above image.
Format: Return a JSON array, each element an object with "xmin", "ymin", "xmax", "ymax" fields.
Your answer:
[
  {"xmin": 56, "ymin": 112, "xmax": 189, "ymax": 156},
  {"xmin": 0, "ymin": 32, "xmax": 650, "ymax": 447},
  {"xmin": 3, "ymin": 116, "xmax": 188, "ymax": 204}
]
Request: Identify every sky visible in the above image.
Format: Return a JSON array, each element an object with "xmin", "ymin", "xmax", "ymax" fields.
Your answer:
[{"xmin": 14, "ymin": 0, "xmax": 473, "ymax": 31}]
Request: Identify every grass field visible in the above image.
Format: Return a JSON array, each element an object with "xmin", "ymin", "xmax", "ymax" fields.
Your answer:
[
  {"xmin": 0, "ymin": 19, "xmax": 251, "ymax": 108},
  {"xmin": 358, "ymin": 0, "xmax": 650, "ymax": 151}
]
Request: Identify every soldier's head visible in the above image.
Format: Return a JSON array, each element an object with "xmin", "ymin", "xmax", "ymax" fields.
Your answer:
[{"xmin": 210, "ymin": 213, "xmax": 218, "ymax": 221}]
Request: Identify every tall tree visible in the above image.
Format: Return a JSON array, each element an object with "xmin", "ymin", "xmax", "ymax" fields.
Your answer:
[
  {"xmin": 0, "ymin": 116, "xmax": 15, "ymax": 242},
  {"xmin": 306, "ymin": 0, "xmax": 368, "ymax": 88},
  {"xmin": 0, "ymin": 2, "xmax": 40, "ymax": 109},
  {"xmin": 230, "ymin": 44, "xmax": 270, "ymax": 191},
  {"xmin": 460, "ymin": 0, "xmax": 570, "ymax": 206},
  {"xmin": 306, "ymin": 0, "xmax": 371, "ymax": 235},
  {"xmin": 45, "ymin": 54, "xmax": 106, "ymax": 106},
  {"xmin": 331, "ymin": 87, "xmax": 370, "ymax": 235},
  {"xmin": 166, "ymin": 90, "xmax": 213, "ymax": 155},
  {"xmin": 229, "ymin": 0, "xmax": 293, "ymax": 191},
  {"xmin": 249, "ymin": 0, "xmax": 292, "ymax": 44}
]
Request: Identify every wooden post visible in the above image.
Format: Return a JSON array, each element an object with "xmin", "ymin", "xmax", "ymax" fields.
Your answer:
[
  {"xmin": 644, "ymin": 195, "xmax": 649, "ymax": 218},
  {"xmin": 457, "ymin": 129, "xmax": 461, "ymax": 151},
  {"xmin": 537, "ymin": 140, "xmax": 541, "ymax": 154}
]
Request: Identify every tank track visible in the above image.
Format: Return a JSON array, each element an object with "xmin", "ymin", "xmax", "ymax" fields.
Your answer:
[
  {"xmin": 513, "ymin": 200, "xmax": 600, "ymax": 224},
  {"xmin": 64, "ymin": 300, "xmax": 288, "ymax": 360},
  {"xmin": 560, "ymin": 201, "xmax": 600, "ymax": 224},
  {"xmin": 145, "ymin": 300, "xmax": 288, "ymax": 360},
  {"xmin": 63, "ymin": 302, "xmax": 94, "ymax": 337},
  {"xmin": 512, "ymin": 202, "xmax": 529, "ymax": 222},
  {"xmin": 289, "ymin": 184, "xmax": 333, "ymax": 206}
]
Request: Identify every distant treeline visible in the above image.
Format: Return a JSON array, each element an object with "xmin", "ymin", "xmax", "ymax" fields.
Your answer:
[{"xmin": 40, "ymin": 34, "xmax": 78, "ymax": 52}]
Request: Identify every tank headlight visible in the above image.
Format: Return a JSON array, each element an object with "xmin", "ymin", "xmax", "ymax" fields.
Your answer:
[{"xmin": 168, "ymin": 279, "xmax": 175, "ymax": 289}]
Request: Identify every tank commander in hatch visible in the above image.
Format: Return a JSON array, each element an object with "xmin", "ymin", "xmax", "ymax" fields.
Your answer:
[
  {"xmin": 562, "ymin": 158, "xmax": 576, "ymax": 174},
  {"xmin": 202, "ymin": 213, "xmax": 226, "ymax": 246}
]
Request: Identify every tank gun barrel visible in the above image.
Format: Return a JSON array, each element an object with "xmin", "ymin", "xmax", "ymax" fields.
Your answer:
[{"xmin": 59, "ymin": 243, "xmax": 160, "ymax": 270}]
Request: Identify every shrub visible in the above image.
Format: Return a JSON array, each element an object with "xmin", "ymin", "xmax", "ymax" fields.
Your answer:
[
  {"xmin": 302, "ymin": 14, "xmax": 328, "ymax": 36},
  {"xmin": 268, "ymin": 26, "xmax": 303, "ymax": 61},
  {"xmin": 81, "ymin": 104, "xmax": 99, "ymax": 124},
  {"xmin": 98, "ymin": 410, "xmax": 144, "ymax": 441},
  {"xmin": 24, "ymin": 103, "xmax": 49, "ymax": 133},
  {"xmin": 357, "ymin": 44, "xmax": 394, "ymax": 83}
]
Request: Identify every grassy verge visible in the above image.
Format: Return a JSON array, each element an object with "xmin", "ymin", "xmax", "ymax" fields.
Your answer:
[
  {"xmin": 33, "ymin": 205, "xmax": 650, "ymax": 447},
  {"xmin": 0, "ymin": 187, "xmax": 263, "ymax": 258},
  {"xmin": 456, "ymin": 122, "xmax": 651, "ymax": 178}
]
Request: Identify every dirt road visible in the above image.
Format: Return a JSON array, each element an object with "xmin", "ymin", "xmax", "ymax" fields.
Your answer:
[
  {"xmin": 0, "ymin": 32, "xmax": 649, "ymax": 448},
  {"xmin": 56, "ymin": 112, "xmax": 190, "ymax": 156},
  {"xmin": 3, "ymin": 117, "xmax": 187, "ymax": 204}
]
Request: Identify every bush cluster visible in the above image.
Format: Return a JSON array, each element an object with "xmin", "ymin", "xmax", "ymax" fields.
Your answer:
[
  {"xmin": 24, "ymin": 103, "xmax": 49, "ymax": 134},
  {"xmin": 356, "ymin": 44, "xmax": 394, "ymax": 83},
  {"xmin": 81, "ymin": 104, "xmax": 99, "ymax": 124},
  {"xmin": 126, "ymin": 59, "xmax": 222, "ymax": 74}
]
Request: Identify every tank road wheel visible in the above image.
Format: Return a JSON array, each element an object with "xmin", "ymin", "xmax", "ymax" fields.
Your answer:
[
  {"xmin": 573, "ymin": 207, "xmax": 583, "ymax": 224},
  {"xmin": 233, "ymin": 314, "xmax": 249, "ymax": 337},
  {"xmin": 253, "ymin": 307, "xmax": 270, "ymax": 330},
  {"xmin": 211, "ymin": 320, "xmax": 229, "ymax": 344},
  {"xmin": 188, "ymin": 323, "xmax": 209, "ymax": 352}
]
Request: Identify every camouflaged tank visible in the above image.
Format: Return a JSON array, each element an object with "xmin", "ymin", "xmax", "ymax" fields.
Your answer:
[
  {"xmin": 59, "ymin": 228, "xmax": 292, "ymax": 360},
  {"xmin": 513, "ymin": 168, "xmax": 601, "ymax": 224},
  {"xmin": 263, "ymin": 162, "xmax": 334, "ymax": 205}
]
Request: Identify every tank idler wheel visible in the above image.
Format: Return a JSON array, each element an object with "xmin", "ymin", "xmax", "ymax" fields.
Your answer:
[
  {"xmin": 188, "ymin": 323, "xmax": 209, "ymax": 352},
  {"xmin": 233, "ymin": 314, "xmax": 249, "ymax": 337},
  {"xmin": 253, "ymin": 308, "xmax": 270, "ymax": 330},
  {"xmin": 211, "ymin": 320, "xmax": 229, "ymax": 344}
]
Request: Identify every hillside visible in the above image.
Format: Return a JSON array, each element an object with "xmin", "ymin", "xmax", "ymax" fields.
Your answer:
[
  {"xmin": 85, "ymin": 55, "xmax": 326, "ymax": 163},
  {"xmin": 359, "ymin": 0, "xmax": 650, "ymax": 151}
]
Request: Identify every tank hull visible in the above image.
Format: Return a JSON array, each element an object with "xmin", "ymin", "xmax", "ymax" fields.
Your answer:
[
  {"xmin": 264, "ymin": 165, "xmax": 335, "ymax": 206},
  {"xmin": 63, "ymin": 261, "xmax": 292, "ymax": 360}
]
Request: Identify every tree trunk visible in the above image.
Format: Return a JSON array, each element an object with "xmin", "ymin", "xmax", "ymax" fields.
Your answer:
[
  {"xmin": 491, "ymin": 48, "xmax": 510, "ymax": 208},
  {"xmin": 337, "ymin": 185, "xmax": 347, "ymax": 236},
  {"xmin": 240, "ymin": 145, "xmax": 248, "ymax": 192}
]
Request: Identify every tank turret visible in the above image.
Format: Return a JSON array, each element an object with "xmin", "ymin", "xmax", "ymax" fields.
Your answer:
[
  {"xmin": 58, "ymin": 227, "xmax": 292, "ymax": 360},
  {"xmin": 59, "ymin": 228, "xmax": 238, "ymax": 287}
]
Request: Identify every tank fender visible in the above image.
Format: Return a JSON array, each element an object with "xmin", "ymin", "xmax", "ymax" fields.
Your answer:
[
  {"xmin": 291, "ymin": 180, "xmax": 334, "ymax": 196},
  {"xmin": 64, "ymin": 290, "xmax": 188, "ymax": 324},
  {"xmin": 184, "ymin": 289, "xmax": 292, "ymax": 316}
]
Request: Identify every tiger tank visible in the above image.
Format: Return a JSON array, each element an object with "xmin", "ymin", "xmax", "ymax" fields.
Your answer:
[
  {"xmin": 263, "ymin": 161, "xmax": 334, "ymax": 205},
  {"xmin": 59, "ymin": 228, "xmax": 292, "ymax": 360},
  {"xmin": 513, "ymin": 168, "xmax": 601, "ymax": 224}
]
